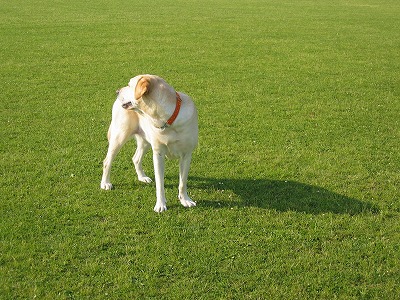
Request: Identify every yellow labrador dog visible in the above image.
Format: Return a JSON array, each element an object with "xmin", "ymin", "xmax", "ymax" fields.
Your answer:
[{"xmin": 101, "ymin": 75, "xmax": 198, "ymax": 212}]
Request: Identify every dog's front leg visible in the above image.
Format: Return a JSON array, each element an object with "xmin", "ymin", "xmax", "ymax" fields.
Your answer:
[
  {"xmin": 153, "ymin": 150, "xmax": 167, "ymax": 212},
  {"xmin": 179, "ymin": 153, "xmax": 196, "ymax": 208}
]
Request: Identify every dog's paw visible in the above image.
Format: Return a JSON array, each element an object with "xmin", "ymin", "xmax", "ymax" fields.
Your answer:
[
  {"xmin": 179, "ymin": 197, "xmax": 196, "ymax": 208},
  {"xmin": 154, "ymin": 202, "xmax": 167, "ymax": 213},
  {"xmin": 101, "ymin": 182, "xmax": 113, "ymax": 190},
  {"xmin": 138, "ymin": 176, "xmax": 153, "ymax": 184}
]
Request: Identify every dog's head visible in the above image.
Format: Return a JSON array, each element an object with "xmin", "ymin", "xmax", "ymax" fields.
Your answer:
[
  {"xmin": 128, "ymin": 74, "xmax": 176, "ymax": 104},
  {"xmin": 116, "ymin": 86, "xmax": 136, "ymax": 110},
  {"xmin": 128, "ymin": 75, "xmax": 151, "ymax": 102},
  {"xmin": 118, "ymin": 75, "xmax": 154, "ymax": 111}
]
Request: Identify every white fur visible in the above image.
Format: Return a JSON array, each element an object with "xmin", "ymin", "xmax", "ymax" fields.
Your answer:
[{"xmin": 101, "ymin": 75, "xmax": 198, "ymax": 212}]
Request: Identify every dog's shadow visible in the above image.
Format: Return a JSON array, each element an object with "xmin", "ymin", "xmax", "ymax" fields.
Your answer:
[{"xmin": 188, "ymin": 177, "xmax": 379, "ymax": 215}]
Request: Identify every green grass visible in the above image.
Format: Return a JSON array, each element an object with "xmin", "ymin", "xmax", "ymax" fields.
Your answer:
[{"xmin": 1, "ymin": 0, "xmax": 399, "ymax": 298}]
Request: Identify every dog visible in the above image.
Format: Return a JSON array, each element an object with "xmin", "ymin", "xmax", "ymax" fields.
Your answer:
[{"xmin": 101, "ymin": 75, "xmax": 198, "ymax": 212}]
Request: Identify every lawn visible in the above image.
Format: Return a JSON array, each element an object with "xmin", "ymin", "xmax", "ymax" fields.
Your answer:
[{"xmin": 1, "ymin": 0, "xmax": 399, "ymax": 298}]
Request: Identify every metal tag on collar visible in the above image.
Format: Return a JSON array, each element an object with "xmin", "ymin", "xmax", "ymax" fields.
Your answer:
[{"xmin": 159, "ymin": 123, "xmax": 169, "ymax": 130}]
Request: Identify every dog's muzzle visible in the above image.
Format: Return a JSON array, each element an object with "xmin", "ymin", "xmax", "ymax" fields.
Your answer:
[
  {"xmin": 121, "ymin": 98, "xmax": 138, "ymax": 110},
  {"xmin": 122, "ymin": 102, "xmax": 134, "ymax": 110}
]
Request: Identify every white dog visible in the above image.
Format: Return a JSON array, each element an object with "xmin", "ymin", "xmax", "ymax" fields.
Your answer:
[{"xmin": 101, "ymin": 75, "xmax": 198, "ymax": 212}]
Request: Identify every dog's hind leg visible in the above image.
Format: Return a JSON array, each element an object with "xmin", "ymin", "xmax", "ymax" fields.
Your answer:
[
  {"xmin": 133, "ymin": 134, "xmax": 152, "ymax": 183},
  {"xmin": 101, "ymin": 127, "xmax": 132, "ymax": 190}
]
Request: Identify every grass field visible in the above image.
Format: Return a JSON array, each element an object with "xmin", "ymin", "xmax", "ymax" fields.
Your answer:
[{"xmin": 1, "ymin": 0, "xmax": 399, "ymax": 298}]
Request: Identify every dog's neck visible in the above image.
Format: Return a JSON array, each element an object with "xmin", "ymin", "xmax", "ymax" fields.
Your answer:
[{"xmin": 138, "ymin": 92, "xmax": 181, "ymax": 129}]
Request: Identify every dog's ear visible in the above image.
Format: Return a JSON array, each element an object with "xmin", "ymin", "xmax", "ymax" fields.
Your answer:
[{"xmin": 134, "ymin": 76, "xmax": 151, "ymax": 100}]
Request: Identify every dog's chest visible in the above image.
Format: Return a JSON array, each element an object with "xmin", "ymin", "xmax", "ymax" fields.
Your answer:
[
  {"xmin": 153, "ymin": 129, "xmax": 196, "ymax": 159},
  {"xmin": 138, "ymin": 113, "xmax": 197, "ymax": 159},
  {"xmin": 157, "ymin": 132, "xmax": 185, "ymax": 159}
]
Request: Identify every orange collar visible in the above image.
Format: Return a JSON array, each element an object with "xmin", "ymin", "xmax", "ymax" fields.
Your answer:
[{"xmin": 160, "ymin": 92, "xmax": 182, "ymax": 129}]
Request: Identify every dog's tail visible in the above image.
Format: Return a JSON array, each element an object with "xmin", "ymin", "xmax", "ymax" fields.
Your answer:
[{"xmin": 107, "ymin": 126, "xmax": 111, "ymax": 141}]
